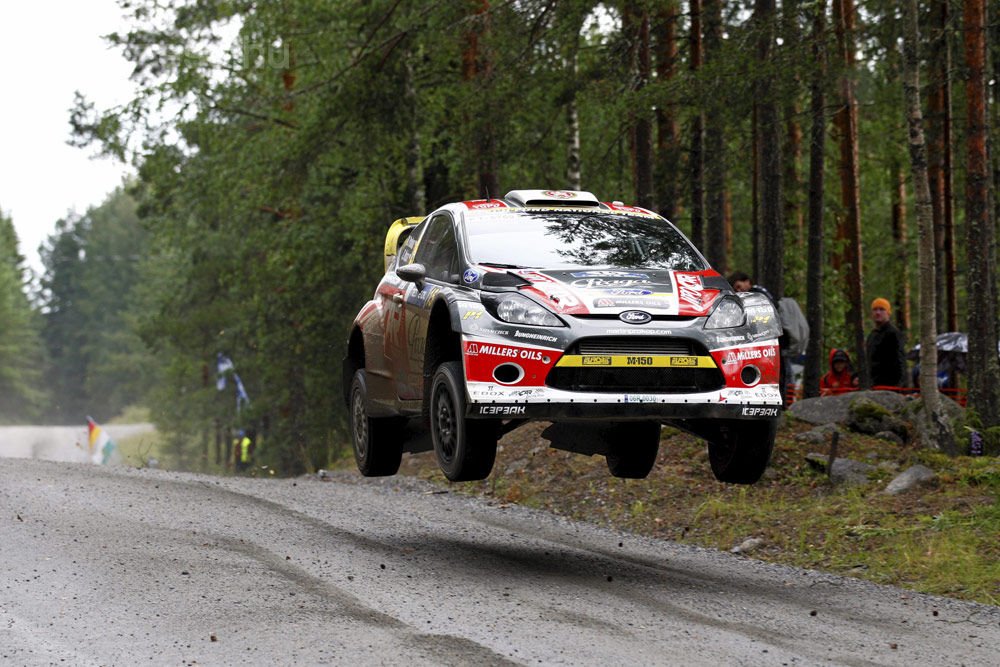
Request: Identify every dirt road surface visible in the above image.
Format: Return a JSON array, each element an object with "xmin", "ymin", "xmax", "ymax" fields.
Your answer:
[{"xmin": 1, "ymin": 429, "xmax": 997, "ymax": 665}]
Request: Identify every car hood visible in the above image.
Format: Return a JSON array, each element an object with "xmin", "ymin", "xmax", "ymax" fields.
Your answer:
[{"xmin": 503, "ymin": 267, "xmax": 727, "ymax": 317}]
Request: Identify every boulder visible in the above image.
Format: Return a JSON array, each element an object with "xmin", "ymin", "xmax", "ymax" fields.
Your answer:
[
  {"xmin": 805, "ymin": 453, "xmax": 876, "ymax": 486},
  {"xmin": 847, "ymin": 397, "xmax": 910, "ymax": 441},
  {"xmin": 884, "ymin": 464, "xmax": 936, "ymax": 495},
  {"xmin": 788, "ymin": 390, "xmax": 909, "ymax": 426}
]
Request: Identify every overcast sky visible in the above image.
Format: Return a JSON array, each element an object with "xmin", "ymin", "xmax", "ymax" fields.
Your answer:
[{"xmin": 0, "ymin": 2, "xmax": 135, "ymax": 277}]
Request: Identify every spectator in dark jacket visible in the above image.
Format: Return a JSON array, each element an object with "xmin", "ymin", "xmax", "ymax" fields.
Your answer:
[{"xmin": 865, "ymin": 297, "xmax": 906, "ymax": 387}]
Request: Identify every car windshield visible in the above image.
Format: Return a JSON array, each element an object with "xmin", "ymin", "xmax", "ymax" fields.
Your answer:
[{"xmin": 462, "ymin": 210, "xmax": 706, "ymax": 270}]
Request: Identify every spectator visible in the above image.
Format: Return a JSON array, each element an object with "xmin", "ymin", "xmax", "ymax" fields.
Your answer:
[
  {"xmin": 819, "ymin": 348, "xmax": 859, "ymax": 396},
  {"xmin": 865, "ymin": 297, "xmax": 906, "ymax": 388}
]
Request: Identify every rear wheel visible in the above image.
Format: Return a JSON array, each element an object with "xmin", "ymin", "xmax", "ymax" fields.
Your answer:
[
  {"xmin": 350, "ymin": 370, "xmax": 404, "ymax": 476},
  {"xmin": 605, "ymin": 422, "xmax": 661, "ymax": 479},
  {"xmin": 431, "ymin": 361, "xmax": 498, "ymax": 481},
  {"xmin": 707, "ymin": 419, "xmax": 776, "ymax": 484}
]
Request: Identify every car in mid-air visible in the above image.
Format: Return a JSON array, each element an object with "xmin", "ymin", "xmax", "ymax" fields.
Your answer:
[{"xmin": 343, "ymin": 189, "xmax": 782, "ymax": 483}]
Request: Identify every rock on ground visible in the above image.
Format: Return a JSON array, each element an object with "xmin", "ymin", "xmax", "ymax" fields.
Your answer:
[{"xmin": 884, "ymin": 464, "xmax": 936, "ymax": 495}]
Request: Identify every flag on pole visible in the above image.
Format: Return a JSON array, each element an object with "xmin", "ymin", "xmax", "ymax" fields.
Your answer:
[
  {"xmin": 216, "ymin": 352, "xmax": 250, "ymax": 413},
  {"xmin": 86, "ymin": 417, "xmax": 116, "ymax": 465}
]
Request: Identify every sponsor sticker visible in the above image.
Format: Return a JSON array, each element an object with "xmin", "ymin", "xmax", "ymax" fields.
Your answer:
[
  {"xmin": 464, "ymin": 199, "xmax": 507, "ymax": 210},
  {"xmin": 557, "ymin": 355, "xmax": 716, "ymax": 368},
  {"xmin": 463, "ymin": 269, "xmax": 480, "ymax": 284},
  {"xmin": 513, "ymin": 330, "xmax": 558, "ymax": 343},
  {"xmin": 543, "ymin": 190, "xmax": 576, "ymax": 199},
  {"xmin": 465, "ymin": 342, "xmax": 546, "ymax": 361},
  {"xmin": 478, "ymin": 405, "xmax": 527, "ymax": 415},
  {"xmin": 607, "ymin": 288, "xmax": 653, "ymax": 295},
  {"xmin": 571, "ymin": 270, "xmax": 650, "ymax": 279},
  {"xmin": 674, "ymin": 272, "xmax": 704, "ymax": 308},
  {"xmin": 742, "ymin": 407, "xmax": 780, "ymax": 417},
  {"xmin": 596, "ymin": 297, "xmax": 673, "ymax": 310},
  {"xmin": 463, "ymin": 309, "xmax": 484, "ymax": 320}
]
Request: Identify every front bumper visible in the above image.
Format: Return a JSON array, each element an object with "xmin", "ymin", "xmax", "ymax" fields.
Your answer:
[{"xmin": 465, "ymin": 382, "xmax": 783, "ymax": 420}]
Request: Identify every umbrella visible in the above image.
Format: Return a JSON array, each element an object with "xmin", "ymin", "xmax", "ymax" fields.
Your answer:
[{"xmin": 909, "ymin": 332, "xmax": 1000, "ymax": 354}]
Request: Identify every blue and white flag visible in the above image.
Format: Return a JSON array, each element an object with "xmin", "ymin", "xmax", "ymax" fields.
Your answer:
[{"xmin": 216, "ymin": 352, "xmax": 250, "ymax": 412}]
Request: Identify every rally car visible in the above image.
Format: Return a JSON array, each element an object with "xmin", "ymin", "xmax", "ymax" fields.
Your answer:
[{"xmin": 343, "ymin": 189, "xmax": 782, "ymax": 483}]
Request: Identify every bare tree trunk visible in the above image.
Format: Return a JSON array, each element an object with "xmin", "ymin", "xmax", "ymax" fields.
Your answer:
[
  {"xmin": 688, "ymin": 0, "xmax": 705, "ymax": 250},
  {"xmin": 566, "ymin": 92, "xmax": 582, "ymax": 191},
  {"xmin": 463, "ymin": 0, "xmax": 499, "ymax": 198},
  {"xmin": 404, "ymin": 51, "xmax": 425, "ymax": 213},
  {"xmin": 704, "ymin": 0, "xmax": 727, "ymax": 272},
  {"xmin": 832, "ymin": 0, "xmax": 867, "ymax": 387},
  {"xmin": 963, "ymin": 0, "xmax": 1000, "ymax": 427},
  {"xmin": 756, "ymin": 0, "xmax": 784, "ymax": 299},
  {"xmin": 752, "ymin": 104, "xmax": 760, "ymax": 276},
  {"xmin": 561, "ymin": 5, "xmax": 586, "ymax": 191},
  {"xmin": 891, "ymin": 162, "xmax": 911, "ymax": 336},
  {"xmin": 654, "ymin": 2, "xmax": 680, "ymax": 219},
  {"xmin": 782, "ymin": 0, "xmax": 805, "ymax": 262},
  {"xmin": 928, "ymin": 0, "xmax": 957, "ymax": 333},
  {"xmin": 625, "ymin": 3, "xmax": 654, "ymax": 209},
  {"xmin": 803, "ymin": 0, "xmax": 826, "ymax": 399},
  {"xmin": 902, "ymin": 0, "xmax": 956, "ymax": 454}
]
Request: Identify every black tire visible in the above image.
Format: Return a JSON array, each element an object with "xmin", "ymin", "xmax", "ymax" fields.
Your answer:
[
  {"xmin": 708, "ymin": 419, "xmax": 777, "ymax": 484},
  {"xmin": 350, "ymin": 369, "xmax": 404, "ymax": 476},
  {"xmin": 605, "ymin": 422, "xmax": 661, "ymax": 479},
  {"xmin": 430, "ymin": 361, "xmax": 498, "ymax": 481}
]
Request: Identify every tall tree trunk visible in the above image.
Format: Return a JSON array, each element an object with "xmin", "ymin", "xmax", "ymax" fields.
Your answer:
[
  {"xmin": 782, "ymin": 0, "xmax": 805, "ymax": 263},
  {"xmin": 688, "ymin": 0, "xmax": 706, "ymax": 250},
  {"xmin": 756, "ymin": 0, "xmax": 784, "ymax": 299},
  {"xmin": 463, "ymin": 0, "xmax": 499, "ymax": 198},
  {"xmin": 891, "ymin": 162, "xmax": 911, "ymax": 336},
  {"xmin": 751, "ymin": 104, "xmax": 760, "ymax": 275},
  {"xmin": 625, "ymin": 3, "xmax": 654, "ymax": 209},
  {"xmin": 902, "ymin": 0, "xmax": 956, "ymax": 454},
  {"xmin": 703, "ymin": 0, "xmax": 727, "ymax": 272},
  {"xmin": 963, "ymin": 0, "xmax": 1000, "ymax": 427},
  {"xmin": 654, "ymin": 2, "xmax": 680, "ymax": 220},
  {"xmin": 404, "ymin": 51, "xmax": 425, "ymax": 213},
  {"xmin": 803, "ymin": 0, "xmax": 826, "ymax": 399},
  {"xmin": 832, "ymin": 0, "xmax": 867, "ymax": 387},
  {"xmin": 928, "ymin": 0, "xmax": 956, "ymax": 333}
]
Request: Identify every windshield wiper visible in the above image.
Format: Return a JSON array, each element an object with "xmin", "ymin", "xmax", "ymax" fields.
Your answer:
[{"xmin": 479, "ymin": 262, "xmax": 531, "ymax": 269}]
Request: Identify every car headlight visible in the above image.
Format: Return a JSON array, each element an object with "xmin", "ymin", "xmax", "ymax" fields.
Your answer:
[
  {"xmin": 495, "ymin": 293, "xmax": 563, "ymax": 327},
  {"xmin": 705, "ymin": 297, "xmax": 745, "ymax": 329}
]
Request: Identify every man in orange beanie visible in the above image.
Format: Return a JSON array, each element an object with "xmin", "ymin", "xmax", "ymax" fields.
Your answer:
[{"xmin": 865, "ymin": 297, "xmax": 906, "ymax": 387}]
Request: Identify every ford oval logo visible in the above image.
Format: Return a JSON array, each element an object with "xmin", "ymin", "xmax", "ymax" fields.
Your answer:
[{"xmin": 619, "ymin": 310, "xmax": 652, "ymax": 325}]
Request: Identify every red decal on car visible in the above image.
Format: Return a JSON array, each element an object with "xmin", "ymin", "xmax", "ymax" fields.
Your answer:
[
  {"xmin": 711, "ymin": 343, "xmax": 780, "ymax": 386},
  {"xmin": 463, "ymin": 340, "xmax": 554, "ymax": 385},
  {"xmin": 463, "ymin": 199, "xmax": 508, "ymax": 210}
]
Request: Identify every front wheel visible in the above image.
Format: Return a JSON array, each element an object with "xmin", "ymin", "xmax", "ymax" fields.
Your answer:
[
  {"xmin": 350, "ymin": 370, "xmax": 404, "ymax": 476},
  {"xmin": 605, "ymin": 422, "xmax": 661, "ymax": 479},
  {"xmin": 430, "ymin": 361, "xmax": 498, "ymax": 481},
  {"xmin": 707, "ymin": 419, "xmax": 776, "ymax": 485}
]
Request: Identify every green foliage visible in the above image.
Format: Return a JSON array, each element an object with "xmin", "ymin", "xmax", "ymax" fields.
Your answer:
[
  {"xmin": 61, "ymin": 1, "xmax": 996, "ymax": 471},
  {"xmin": 39, "ymin": 189, "xmax": 154, "ymax": 423},
  {"xmin": 0, "ymin": 209, "xmax": 47, "ymax": 422}
]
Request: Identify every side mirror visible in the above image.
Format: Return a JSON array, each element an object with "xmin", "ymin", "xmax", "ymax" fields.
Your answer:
[{"xmin": 396, "ymin": 263, "xmax": 426, "ymax": 286}]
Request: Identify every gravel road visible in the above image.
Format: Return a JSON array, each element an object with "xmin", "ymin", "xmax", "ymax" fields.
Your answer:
[{"xmin": 1, "ymin": 429, "xmax": 997, "ymax": 666}]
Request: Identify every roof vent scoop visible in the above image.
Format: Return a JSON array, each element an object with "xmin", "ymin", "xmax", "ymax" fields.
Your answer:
[{"xmin": 504, "ymin": 189, "xmax": 601, "ymax": 208}]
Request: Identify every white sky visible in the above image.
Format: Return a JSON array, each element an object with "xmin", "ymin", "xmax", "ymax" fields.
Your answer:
[{"xmin": 0, "ymin": 2, "xmax": 135, "ymax": 277}]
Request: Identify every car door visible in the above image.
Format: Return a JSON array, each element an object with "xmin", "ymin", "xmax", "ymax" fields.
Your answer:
[{"xmin": 398, "ymin": 213, "xmax": 461, "ymax": 399}]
